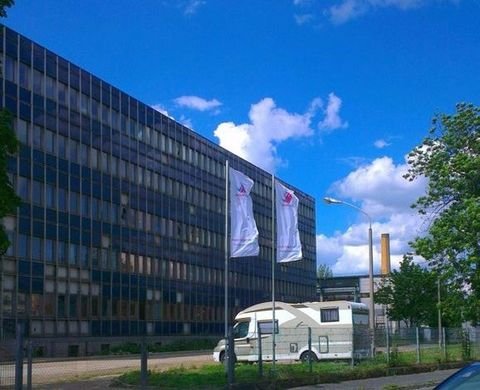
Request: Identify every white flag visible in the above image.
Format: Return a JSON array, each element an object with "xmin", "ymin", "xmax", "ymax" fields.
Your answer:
[
  {"xmin": 229, "ymin": 167, "xmax": 259, "ymax": 257},
  {"xmin": 275, "ymin": 181, "xmax": 302, "ymax": 263}
]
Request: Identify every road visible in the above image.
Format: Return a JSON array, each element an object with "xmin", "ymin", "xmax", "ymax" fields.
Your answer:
[{"xmin": 290, "ymin": 368, "xmax": 458, "ymax": 390}]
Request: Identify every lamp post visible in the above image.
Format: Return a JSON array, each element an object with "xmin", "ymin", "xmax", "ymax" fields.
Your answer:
[{"xmin": 323, "ymin": 197, "xmax": 376, "ymax": 354}]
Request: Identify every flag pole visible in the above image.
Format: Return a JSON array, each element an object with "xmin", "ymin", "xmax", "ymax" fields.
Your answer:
[
  {"xmin": 224, "ymin": 160, "xmax": 229, "ymax": 340},
  {"xmin": 271, "ymin": 175, "xmax": 276, "ymax": 370}
]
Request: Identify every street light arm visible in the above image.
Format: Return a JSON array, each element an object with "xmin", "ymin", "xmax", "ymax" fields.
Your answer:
[{"xmin": 323, "ymin": 197, "xmax": 372, "ymax": 227}]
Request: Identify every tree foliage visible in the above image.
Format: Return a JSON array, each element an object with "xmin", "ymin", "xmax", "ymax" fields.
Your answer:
[
  {"xmin": 375, "ymin": 256, "xmax": 463, "ymax": 328},
  {"xmin": 317, "ymin": 264, "xmax": 333, "ymax": 279},
  {"xmin": 0, "ymin": 110, "xmax": 19, "ymax": 255},
  {"xmin": 0, "ymin": 0, "xmax": 18, "ymax": 255},
  {"xmin": 0, "ymin": 0, "xmax": 13, "ymax": 17},
  {"xmin": 375, "ymin": 255, "xmax": 443, "ymax": 327},
  {"xmin": 405, "ymin": 103, "xmax": 480, "ymax": 323}
]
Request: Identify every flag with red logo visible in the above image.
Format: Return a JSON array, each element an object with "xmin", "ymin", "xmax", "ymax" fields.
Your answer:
[
  {"xmin": 229, "ymin": 167, "xmax": 259, "ymax": 257},
  {"xmin": 275, "ymin": 181, "xmax": 302, "ymax": 262}
]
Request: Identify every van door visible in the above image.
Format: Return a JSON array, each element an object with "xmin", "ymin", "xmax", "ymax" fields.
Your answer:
[{"xmin": 233, "ymin": 320, "xmax": 252, "ymax": 360}]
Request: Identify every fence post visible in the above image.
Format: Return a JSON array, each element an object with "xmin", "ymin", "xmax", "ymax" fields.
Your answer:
[
  {"xmin": 308, "ymin": 327, "xmax": 312, "ymax": 373},
  {"xmin": 351, "ymin": 329, "xmax": 354, "ymax": 367},
  {"xmin": 257, "ymin": 322, "xmax": 263, "ymax": 377},
  {"xmin": 140, "ymin": 337, "xmax": 148, "ymax": 389},
  {"xmin": 227, "ymin": 326, "xmax": 235, "ymax": 386},
  {"xmin": 442, "ymin": 327, "xmax": 447, "ymax": 361},
  {"xmin": 386, "ymin": 322, "xmax": 390, "ymax": 365},
  {"xmin": 27, "ymin": 340, "xmax": 32, "ymax": 390},
  {"xmin": 14, "ymin": 322, "xmax": 24, "ymax": 390},
  {"xmin": 415, "ymin": 327, "xmax": 420, "ymax": 364}
]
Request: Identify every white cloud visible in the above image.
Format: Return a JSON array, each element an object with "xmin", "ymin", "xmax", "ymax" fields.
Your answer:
[
  {"xmin": 332, "ymin": 156, "xmax": 426, "ymax": 218},
  {"xmin": 151, "ymin": 104, "xmax": 174, "ymax": 119},
  {"xmin": 319, "ymin": 93, "xmax": 348, "ymax": 131},
  {"xmin": 293, "ymin": 0, "xmax": 460, "ymax": 24},
  {"xmin": 183, "ymin": 0, "xmax": 206, "ymax": 15},
  {"xmin": 214, "ymin": 96, "xmax": 334, "ymax": 173},
  {"xmin": 174, "ymin": 95, "xmax": 222, "ymax": 112},
  {"xmin": 294, "ymin": 13, "xmax": 314, "ymax": 25},
  {"xmin": 329, "ymin": 0, "xmax": 369, "ymax": 24},
  {"xmin": 319, "ymin": 156, "xmax": 428, "ymax": 275},
  {"xmin": 374, "ymin": 139, "xmax": 391, "ymax": 148},
  {"xmin": 178, "ymin": 115, "xmax": 193, "ymax": 129},
  {"xmin": 293, "ymin": 0, "xmax": 312, "ymax": 5}
]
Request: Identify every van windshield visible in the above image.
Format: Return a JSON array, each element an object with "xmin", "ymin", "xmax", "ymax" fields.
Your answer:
[{"xmin": 233, "ymin": 321, "xmax": 249, "ymax": 338}]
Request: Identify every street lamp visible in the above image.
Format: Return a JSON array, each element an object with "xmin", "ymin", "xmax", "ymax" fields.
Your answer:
[{"xmin": 323, "ymin": 197, "xmax": 376, "ymax": 352}]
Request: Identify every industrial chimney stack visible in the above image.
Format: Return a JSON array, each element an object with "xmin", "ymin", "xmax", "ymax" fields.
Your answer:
[{"xmin": 381, "ymin": 233, "xmax": 391, "ymax": 275}]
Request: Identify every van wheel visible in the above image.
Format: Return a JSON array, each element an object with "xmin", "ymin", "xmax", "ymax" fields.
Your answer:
[
  {"xmin": 219, "ymin": 351, "xmax": 237, "ymax": 363},
  {"xmin": 300, "ymin": 351, "xmax": 318, "ymax": 363}
]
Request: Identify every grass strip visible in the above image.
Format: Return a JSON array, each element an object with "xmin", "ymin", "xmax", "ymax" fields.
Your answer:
[{"xmin": 114, "ymin": 360, "xmax": 466, "ymax": 389}]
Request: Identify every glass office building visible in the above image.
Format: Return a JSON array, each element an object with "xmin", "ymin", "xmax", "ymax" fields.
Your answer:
[{"xmin": 0, "ymin": 26, "xmax": 316, "ymax": 355}]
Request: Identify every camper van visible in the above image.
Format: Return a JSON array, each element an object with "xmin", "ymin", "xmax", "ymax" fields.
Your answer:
[{"xmin": 213, "ymin": 300, "xmax": 370, "ymax": 363}]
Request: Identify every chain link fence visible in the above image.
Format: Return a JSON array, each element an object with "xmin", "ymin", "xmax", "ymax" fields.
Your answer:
[
  {"xmin": 1, "ymin": 325, "xmax": 480, "ymax": 388},
  {"xmin": 0, "ymin": 321, "xmax": 16, "ymax": 389}
]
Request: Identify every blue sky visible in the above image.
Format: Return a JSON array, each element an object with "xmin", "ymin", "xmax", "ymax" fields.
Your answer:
[{"xmin": 6, "ymin": 0, "xmax": 479, "ymax": 275}]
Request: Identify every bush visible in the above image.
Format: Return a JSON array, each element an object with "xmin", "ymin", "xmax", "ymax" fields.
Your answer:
[{"xmin": 107, "ymin": 338, "xmax": 216, "ymax": 355}]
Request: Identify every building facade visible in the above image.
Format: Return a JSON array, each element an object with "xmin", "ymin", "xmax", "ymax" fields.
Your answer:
[
  {"xmin": 318, "ymin": 275, "xmax": 388, "ymax": 329},
  {"xmin": 0, "ymin": 26, "xmax": 316, "ymax": 355}
]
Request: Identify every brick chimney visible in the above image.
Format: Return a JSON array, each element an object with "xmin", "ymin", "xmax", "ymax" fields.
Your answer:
[{"xmin": 381, "ymin": 233, "xmax": 391, "ymax": 275}]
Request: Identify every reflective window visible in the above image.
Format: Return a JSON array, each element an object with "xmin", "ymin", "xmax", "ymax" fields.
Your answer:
[
  {"xmin": 33, "ymin": 69, "xmax": 43, "ymax": 95},
  {"xmin": 19, "ymin": 62, "xmax": 31, "ymax": 89},
  {"xmin": 44, "ymin": 129, "xmax": 55, "ymax": 153},
  {"xmin": 58, "ymin": 188, "xmax": 67, "ymax": 211},
  {"xmin": 57, "ymin": 135, "xmax": 66, "ymax": 158},
  {"xmin": 69, "ymin": 243, "xmax": 78, "ymax": 265},
  {"xmin": 32, "ymin": 181, "xmax": 44, "ymax": 205},
  {"xmin": 33, "ymin": 125, "xmax": 43, "ymax": 148},
  {"xmin": 5, "ymin": 57, "xmax": 16, "ymax": 82},
  {"xmin": 46, "ymin": 184, "xmax": 55, "ymax": 208},
  {"xmin": 57, "ymin": 82, "xmax": 67, "ymax": 104},
  {"xmin": 17, "ymin": 234, "xmax": 29, "ymax": 258},
  {"xmin": 17, "ymin": 177, "xmax": 30, "ymax": 201},
  {"xmin": 45, "ymin": 76, "xmax": 56, "ymax": 99},
  {"xmin": 58, "ymin": 241, "xmax": 66, "ymax": 264},
  {"xmin": 16, "ymin": 119, "xmax": 29, "ymax": 144},
  {"xmin": 45, "ymin": 239, "xmax": 54, "ymax": 262}
]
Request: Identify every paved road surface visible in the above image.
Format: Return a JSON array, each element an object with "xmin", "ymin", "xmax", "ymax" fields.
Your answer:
[{"xmin": 290, "ymin": 368, "xmax": 457, "ymax": 390}]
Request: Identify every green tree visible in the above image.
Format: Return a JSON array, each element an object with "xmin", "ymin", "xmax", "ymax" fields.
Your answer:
[
  {"xmin": 0, "ymin": 0, "xmax": 18, "ymax": 255},
  {"xmin": 405, "ymin": 103, "xmax": 480, "ymax": 323},
  {"xmin": 0, "ymin": 100, "xmax": 19, "ymax": 255},
  {"xmin": 0, "ymin": 0, "xmax": 13, "ymax": 17},
  {"xmin": 375, "ymin": 255, "xmax": 441, "ymax": 327},
  {"xmin": 317, "ymin": 264, "xmax": 333, "ymax": 279}
]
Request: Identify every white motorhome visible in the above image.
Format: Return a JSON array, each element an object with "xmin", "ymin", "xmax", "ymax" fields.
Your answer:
[{"xmin": 213, "ymin": 300, "xmax": 370, "ymax": 363}]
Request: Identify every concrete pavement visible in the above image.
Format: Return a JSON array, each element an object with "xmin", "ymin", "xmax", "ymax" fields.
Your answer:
[{"xmin": 290, "ymin": 368, "xmax": 457, "ymax": 390}]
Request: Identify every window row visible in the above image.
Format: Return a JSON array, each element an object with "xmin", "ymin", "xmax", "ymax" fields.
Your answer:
[
  {"xmin": 7, "ymin": 54, "xmax": 314, "ymax": 219},
  {"xmin": 2, "ymin": 293, "xmax": 229, "ymax": 330},
  {"xmin": 4, "ymin": 242, "xmax": 309, "ymax": 302}
]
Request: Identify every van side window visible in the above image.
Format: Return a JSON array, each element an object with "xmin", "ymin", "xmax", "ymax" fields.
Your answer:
[
  {"xmin": 321, "ymin": 308, "xmax": 339, "ymax": 322},
  {"xmin": 233, "ymin": 321, "xmax": 249, "ymax": 338},
  {"xmin": 258, "ymin": 320, "xmax": 279, "ymax": 334}
]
